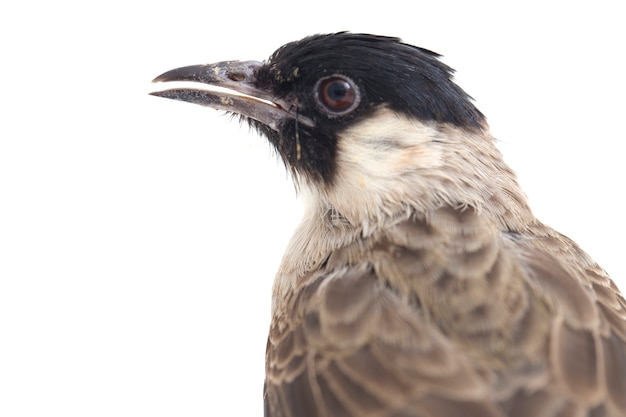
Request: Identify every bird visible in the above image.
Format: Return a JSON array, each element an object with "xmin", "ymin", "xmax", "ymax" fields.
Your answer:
[{"xmin": 151, "ymin": 33, "xmax": 626, "ymax": 417}]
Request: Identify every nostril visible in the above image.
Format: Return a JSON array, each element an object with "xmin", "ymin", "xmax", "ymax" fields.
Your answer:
[{"xmin": 228, "ymin": 72, "xmax": 246, "ymax": 82}]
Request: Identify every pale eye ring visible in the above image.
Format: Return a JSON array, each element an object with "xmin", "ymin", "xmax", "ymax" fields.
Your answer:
[{"xmin": 314, "ymin": 75, "xmax": 361, "ymax": 116}]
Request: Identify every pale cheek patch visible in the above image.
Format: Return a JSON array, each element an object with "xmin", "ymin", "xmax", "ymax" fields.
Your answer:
[
  {"xmin": 335, "ymin": 108, "xmax": 443, "ymax": 182},
  {"xmin": 317, "ymin": 109, "xmax": 448, "ymax": 222}
]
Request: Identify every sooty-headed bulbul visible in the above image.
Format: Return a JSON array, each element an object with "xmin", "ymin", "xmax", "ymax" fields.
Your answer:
[{"xmin": 151, "ymin": 33, "xmax": 626, "ymax": 417}]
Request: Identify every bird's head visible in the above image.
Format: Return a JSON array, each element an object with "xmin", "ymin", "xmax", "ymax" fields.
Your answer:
[{"xmin": 152, "ymin": 33, "xmax": 530, "ymax": 228}]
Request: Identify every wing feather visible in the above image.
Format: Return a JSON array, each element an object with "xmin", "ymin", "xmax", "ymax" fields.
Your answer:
[{"xmin": 264, "ymin": 213, "xmax": 626, "ymax": 417}]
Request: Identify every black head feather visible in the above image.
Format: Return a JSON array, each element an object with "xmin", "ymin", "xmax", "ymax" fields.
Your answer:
[
  {"xmin": 259, "ymin": 33, "xmax": 484, "ymax": 128},
  {"xmin": 249, "ymin": 33, "xmax": 485, "ymax": 185}
]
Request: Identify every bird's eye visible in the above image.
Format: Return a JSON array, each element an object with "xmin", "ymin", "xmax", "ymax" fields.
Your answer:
[{"xmin": 314, "ymin": 75, "xmax": 361, "ymax": 116}]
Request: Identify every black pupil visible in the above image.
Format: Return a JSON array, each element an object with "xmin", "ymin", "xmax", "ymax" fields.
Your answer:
[{"xmin": 327, "ymin": 81, "xmax": 348, "ymax": 102}]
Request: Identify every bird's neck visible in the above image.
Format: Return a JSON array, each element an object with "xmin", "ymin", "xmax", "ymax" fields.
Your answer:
[
  {"xmin": 272, "ymin": 195, "xmax": 533, "ymax": 314},
  {"xmin": 273, "ymin": 114, "xmax": 536, "ymax": 311},
  {"xmin": 308, "ymin": 109, "xmax": 534, "ymax": 232}
]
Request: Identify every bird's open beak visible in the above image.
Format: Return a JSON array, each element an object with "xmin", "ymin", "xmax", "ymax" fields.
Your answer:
[{"xmin": 151, "ymin": 60, "xmax": 312, "ymax": 130}]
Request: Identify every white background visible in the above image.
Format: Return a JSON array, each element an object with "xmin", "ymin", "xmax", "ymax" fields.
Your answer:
[{"xmin": 1, "ymin": 1, "xmax": 624, "ymax": 416}]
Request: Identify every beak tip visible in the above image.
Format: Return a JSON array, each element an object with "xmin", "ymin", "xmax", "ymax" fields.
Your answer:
[
  {"xmin": 151, "ymin": 65, "xmax": 207, "ymax": 84},
  {"xmin": 151, "ymin": 71, "xmax": 176, "ymax": 83},
  {"xmin": 149, "ymin": 90, "xmax": 178, "ymax": 100}
]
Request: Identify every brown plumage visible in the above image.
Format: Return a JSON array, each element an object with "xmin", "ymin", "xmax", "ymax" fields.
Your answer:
[
  {"xmin": 151, "ymin": 33, "xmax": 626, "ymax": 416},
  {"xmin": 266, "ymin": 207, "xmax": 626, "ymax": 416}
]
